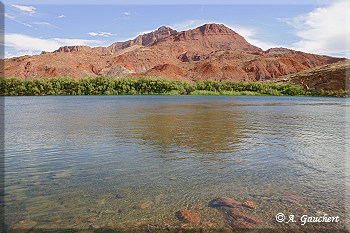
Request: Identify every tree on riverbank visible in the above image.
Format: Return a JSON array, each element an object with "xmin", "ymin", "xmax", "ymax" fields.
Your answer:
[{"xmin": 0, "ymin": 76, "xmax": 347, "ymax": 97}]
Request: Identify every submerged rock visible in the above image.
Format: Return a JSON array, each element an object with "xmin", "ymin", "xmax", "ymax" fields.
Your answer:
[
  {"xmin": 97, "ymin": 199, "xmax": 106, "ymax": 205},
  {"xmin": 118, "ymin": 208, "xmax": 125, "ymax": 213},
  {"xmin": 10, "ymin": 219, "xmax": 37, "ymax": 230},
  {"xmin": 189, "ymin": 204, "xmax": 204, "ymax": 210},
  {"xmin": 140, "ymin": 200, "xmax": 153, "ymax": 209},
  {"xmin": 176, "ymin": 210, "xmax": 201, "ymax": 224},
  {"xmin": 134, "ymin": 200, "xmax": 153, "ymax": 209},
  {"xmin": 231, "ymin": 218, "xmax": 255, "ymax": 229},
  {"xmin": 221, "ymin": 206, "xmax": 260, "ymax": 224},
  {"xmin": 165, "ymin": 176, "xmax": 177, "ymax": 180},
  {"xmin": 296, "ymin": 207, "xmax": 307, "ymax": 213},
  {"xmin": 115, "ymin": 193, "xmax": 128, "ymax": 199},
  {"xmin": 209, "ymin": 197, "xmax": 261, "ymax": 229},
  {"xmin": 87, "ymin": 208, "xmax": 100, "ymax": 214},
  {"xmin": 242, "ymin": 201, "xmax": 256, "ymax": 209},
  {"xmin": 74, "ymin": 219, "xmax": 82, "ymax": 225},
  {"xmin": 83, "ymin": 217, "xmax": 96, "ymax": 223},
  {"xmin": 209, "ymin": 197, "xmax": 242, "ymax": 208},
  {"xmin": 88, "ymin": 224, "xmax": 100, "ymax": 230},
  {"xmin": 280, "ymin": 193, "xmax": 306, "ymax": 204},
  {"xmin": 104, "ymin": 209, "xmax": 117, "ymax": 214}
]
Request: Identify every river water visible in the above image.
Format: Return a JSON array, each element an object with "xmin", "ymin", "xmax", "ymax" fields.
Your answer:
[{"xmin": 4, "ymin": 95, "xmax": 349, "ymax": 231}]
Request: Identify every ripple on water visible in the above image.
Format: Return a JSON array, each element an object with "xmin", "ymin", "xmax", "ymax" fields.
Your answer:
[{"xmin": 4, "ymin": 96, "xmax": 348, "ymax": 231}]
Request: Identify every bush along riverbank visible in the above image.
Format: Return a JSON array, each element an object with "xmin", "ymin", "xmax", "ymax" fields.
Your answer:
[{"xmin": 1, "ymin": 76, "xmax": 348, "ymax": 97}]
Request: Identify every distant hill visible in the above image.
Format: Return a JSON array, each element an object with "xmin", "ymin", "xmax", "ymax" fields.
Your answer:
[
  {"xmin": 272, "ymin": 60, "xmax": 349, "ymax": 92},
  {"xmin": 5, "ymin": 23, "xmax": 346, "ymax": 89}
]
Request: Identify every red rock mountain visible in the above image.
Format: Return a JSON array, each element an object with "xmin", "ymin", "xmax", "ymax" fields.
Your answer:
[{"xmin": 5, "ymin": 23, "xmax": 346, "ymax": 81}]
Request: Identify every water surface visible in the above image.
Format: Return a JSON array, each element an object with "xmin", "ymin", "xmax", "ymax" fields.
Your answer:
[{"xmin": 4, "ymin": 95, "xmax": 349, "ymax": 231}]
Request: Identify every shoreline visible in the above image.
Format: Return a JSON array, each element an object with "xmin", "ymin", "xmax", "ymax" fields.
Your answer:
[{"xmin": 1, "ymin": 76, "xmax": 348, "ymax": 97}]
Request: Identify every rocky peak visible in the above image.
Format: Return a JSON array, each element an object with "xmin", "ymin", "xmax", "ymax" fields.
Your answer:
[
  {"xmin": 5, "ymin": 23, "xmax": 345, "ymax": 84},
  {"xmin": 154, "ymin": 23, "xmax": 263, "ymax": 53},
  {"xmin": 107, "ymin": 26, "xmax": 177, "ymax": 53},
  {"xmin": 54, "ymin": 45, "xmax": 92, "ymax": 53},
  {"xmin": 139, "ymin": 26, "xmax": 177, "ymax": 46},
  {"xmin": 156, "ymin": 26, "xmax": 176, "ymax": 33},
  {"xmin": 196, "ymin": 23, "xmax": 236, "ymax": 35},
  {"xmin": 266, "ymin": 48, "xmax": 295, "ymax": 55}
]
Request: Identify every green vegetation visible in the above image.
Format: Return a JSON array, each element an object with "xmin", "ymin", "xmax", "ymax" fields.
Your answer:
[{"xmin": 0, "ymin": 76, "xmax": 347, "ymax": 97}]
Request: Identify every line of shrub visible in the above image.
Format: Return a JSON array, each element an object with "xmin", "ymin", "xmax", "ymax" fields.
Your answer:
[{"xmin": 0, "ymin": 76, "xmax": 348, "ymax": 97}]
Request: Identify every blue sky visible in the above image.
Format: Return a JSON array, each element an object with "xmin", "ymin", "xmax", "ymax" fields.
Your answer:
[{"xmin": 2, "ymin": 0, "xmax": 350, "ymax": 58}]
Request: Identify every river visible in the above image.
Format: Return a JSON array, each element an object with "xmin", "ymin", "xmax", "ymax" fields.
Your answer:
[{"xmin": 4, "ymin": 95, "xmax": 349, "ymax": 231}]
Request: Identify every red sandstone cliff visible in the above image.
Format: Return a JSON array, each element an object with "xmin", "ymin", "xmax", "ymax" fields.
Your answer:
[{"xmin": 4, "ymin": 23, "xmax": 346, "ymax": 81}]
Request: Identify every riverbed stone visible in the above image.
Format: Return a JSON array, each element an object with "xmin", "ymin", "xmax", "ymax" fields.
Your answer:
[
  {"xmin": 11, "ymin": 219, "xmax": 37, "ymax": 230},
  {"xmin": 87, "ymin": 217, "xmax": 96, "ymax": 223},
  {"xmin": 118, "ymin": 208, "xmax": 126, "ymax": 213},
  {"xmin": 242, "ymin": 201, "xmax": 256, "ymax": 209},
  {"xmin": 190, "ymin": 204, "xmax": 204, "ymax": 210},
  {"xmin": 231, "ymin": 218, "xmax": 254, "ymax": 229},
  {"xmin": 87, "ymin": 208, "xmax": 98, "ymax": 213},
  {"xmin": 176, "ymin": 210, "xmax": 201, "ymax": 224},
  {"xmin": 115, "ymin": 193, "xmax": 128, "ymax": 199},
  {"xmin": 209, "ymin": 197, "xmax": 261, "ymax": 229},
  {"xmin": 104, "ymin": 209, "xmax": 116, "ymax": 214},
  {"xmin": 165, "ymin": 176, "xmax": 176, "ymax": 180},
  {"xmin": 221, "ymin": 206, "xmax": 261, "ymax": 224},
  {"xmin": 296, "ymin": 207, "xmax": 307, "ymax": 213},
  {"xmin": 280, "ymin": 193, "xmax": 305, "ymax": 204},
  {"xmin": 97, "ymin": 199, "xmax": 105, "ymax": 205},
  {"xmin": 134, "ymin": 200, "xmax": 153, "ymax": 209},
  {"xmin": 209, "ymin": 197, "xmax": 242, "ymax": 208}
]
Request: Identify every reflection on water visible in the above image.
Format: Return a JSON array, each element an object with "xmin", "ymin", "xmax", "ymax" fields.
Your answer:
[{"xmin": 4, "ymin": 96, "xmax": 348, "ymax": 231}]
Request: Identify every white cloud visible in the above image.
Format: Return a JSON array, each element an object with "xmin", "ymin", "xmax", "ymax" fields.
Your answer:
[
  {"xmin": 58, "ymin": 15, "xmax": 66, "ymax": 18},
  {"xmin": 88, "ymin": 31, "xmax": 114, "ymax": 37},
  {"xmin": 285, "ymin": 0, "xmax": 350, "ymax": 57},
  {"xmin": 5, "ymin": 33, "xmax": 103, "ymax": 57},
  {"xmin": 88, "ymin": 32, "xmax": 99, "ymax": 36},
  {"xmin": 5, "ymin": 13, "xmax": 15, "ymax": 20},
  {"xmin": 124, "ymin": 11, "xmax": 131, "ymax": 16},
  {"xmin": 227, "ymin": 25, "xmax": 279, "ymax": 50},
  {"xmin": 5, "ymin": 50, "xmax": 34, "ymax": 58},
  {"xmin": 171, "ymin": 20, "xmax": 208, "ymax": 31},
  {"xmin": 32, "ymin": 22, "xmax": 54, "ymax": 27},
  {"xmin": 11, "ymin": 4, "xmax": 36, "ymax": 15},
  {"xmin": 121, "ymin": 29, "xmax": 155, "ymax": 42},
  {"xmin": 171, "ymin": 20, "xmax": 279, "ymax": 50},
  {"xmin": 5, "ymin": 13, "xmax": 33, "ymax": 27},
  {"xmin": 20, "ymin": 22, "xmax": 33, "ymax": 28}
]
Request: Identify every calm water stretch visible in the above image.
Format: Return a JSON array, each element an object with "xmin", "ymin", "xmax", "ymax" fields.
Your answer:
[{"xmin": 4, "ymin": 95, "xmax": 349, "ymax": 231}]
